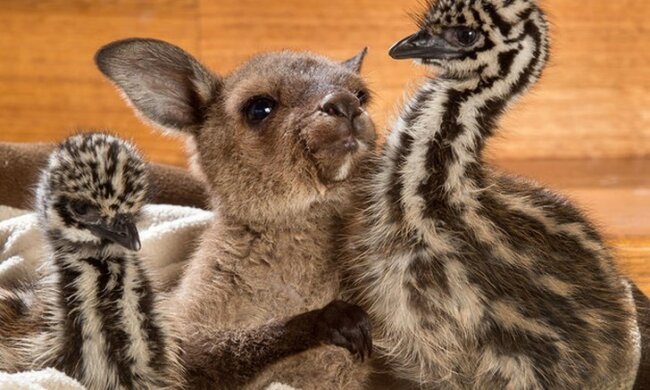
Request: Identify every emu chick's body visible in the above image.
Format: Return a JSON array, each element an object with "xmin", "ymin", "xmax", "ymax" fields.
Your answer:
[
  {"xmin": 0, "ymin": 133, "xmax": 180, "ymax": 389},
  {"xmin": 96, "ymin": 39, "xmax": 376, "ymax": 389},
  {"xmin": 342, "ymin": 0, "xmax": 642, "ymax": 388}
]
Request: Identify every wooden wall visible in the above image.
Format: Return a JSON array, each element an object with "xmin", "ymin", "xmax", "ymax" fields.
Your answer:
[{"xmin": 1, "ymin": 0, "xmax": 648, "ymax": 166}]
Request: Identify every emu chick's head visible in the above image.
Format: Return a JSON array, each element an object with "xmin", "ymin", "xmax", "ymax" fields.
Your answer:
[
  {"xmin": 390, "ymin": 0, "xmax": 548, "ymax": 78},
  {"xmin": 95, "ymin": 39, "xmax": 376, "ymax": 224},
  {"xmin": 37, "ymin": 133, "xmax": 147, "ymax": 251}
]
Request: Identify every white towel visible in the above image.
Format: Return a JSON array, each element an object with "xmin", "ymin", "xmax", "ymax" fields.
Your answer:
[
  {"xmin": 0, "ymin": 368, "xmax": 85, "ymax": 390},
  {"xmin": 265, "ymin": 383, "xmax": 299, "ymax": 390}
]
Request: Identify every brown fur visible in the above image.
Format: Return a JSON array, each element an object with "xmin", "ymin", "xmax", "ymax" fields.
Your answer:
[{"xmin": 95, "ymin": 38, "xmax": 376, "ymax": 388}]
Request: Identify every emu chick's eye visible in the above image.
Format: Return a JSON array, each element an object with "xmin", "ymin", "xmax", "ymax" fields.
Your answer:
[
  {"xmin": 243, "ymin": 96, "xmax": 276, "ymax": 124},
  {"xmin": 69, "ymin": 200, "xmax": 100, "ymax": 222},
  {"xmin": 71, "ymin": 201, "xmax": 90, "ymax": 216},
  {"xmin": 445, "ymin": 27, "xmax": 480, "ymax": 47}
]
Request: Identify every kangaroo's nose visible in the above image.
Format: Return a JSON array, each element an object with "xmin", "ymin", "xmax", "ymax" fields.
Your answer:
[{"xmin": 320, "ymin": 92, "xmax": 362, "ymax": 120}]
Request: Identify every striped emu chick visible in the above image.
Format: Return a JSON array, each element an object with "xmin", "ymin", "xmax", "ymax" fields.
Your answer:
[
  {"xmin": 341, "ymin": 0, "xmax": 642, "ymax": 388},
  {"xmin": 96, "ymin": 39, "xmax": 375, "ymax": 389},
  {"xmin": 12, "ymin": 133, "xmax": 179, "ymax": 389}
]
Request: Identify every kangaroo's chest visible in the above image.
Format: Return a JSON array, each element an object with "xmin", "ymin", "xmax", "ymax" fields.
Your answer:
[{"xmin": 206, "ymin": 231, "xmax": 341, "ymax": 325}]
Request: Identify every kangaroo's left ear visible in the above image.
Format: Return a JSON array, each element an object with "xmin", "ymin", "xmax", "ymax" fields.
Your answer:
[
  {"xmin": 341, "ymin": 47, "xmax": 368, "ymax": 73},
  {"xmin": 95, "ymin": 38, "xmax": 221, "ymax": 135}
]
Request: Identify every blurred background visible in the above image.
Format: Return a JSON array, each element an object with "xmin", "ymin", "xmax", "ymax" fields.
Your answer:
[{"xmin": 0, "ymin": 0, "xmax": 648, "ymax": 289}]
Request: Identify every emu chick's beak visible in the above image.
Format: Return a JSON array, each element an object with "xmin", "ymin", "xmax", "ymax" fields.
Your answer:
[
  {"xmin": 88, "ymin": 214, "xmax": 141, "ymax": 251},
  {"xmin": 389, "ymin": 30, "xmax": 461, "ymax": 60}
]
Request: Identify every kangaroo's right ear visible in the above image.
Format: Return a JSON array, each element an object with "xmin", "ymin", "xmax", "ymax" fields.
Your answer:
[{"xmin": 95, "ymin": 38, "xmax": 221, "ymax": 135}]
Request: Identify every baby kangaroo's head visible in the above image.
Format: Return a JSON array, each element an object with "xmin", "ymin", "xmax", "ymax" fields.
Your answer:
[{"xmin": 96, "ymin": 39, "xmax": 376, "ymax": 223}]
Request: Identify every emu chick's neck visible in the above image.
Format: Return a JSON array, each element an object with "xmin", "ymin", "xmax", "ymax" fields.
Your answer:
[
  {"xmin": 383, "ymin": 28, "xmax": 546, "ymax": 223},
  {"xmin": 50, "ymin": 238, "xmax": 167, "ymax": 389}
]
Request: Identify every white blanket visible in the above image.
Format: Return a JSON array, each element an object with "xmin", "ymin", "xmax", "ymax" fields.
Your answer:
[
  {"xmin": 0, "ymin": 369, "xmax": 85, "ymax": 390},
  {"xmin": 0, "ymin": 204, "xmax": 213, "ymax": 389}
]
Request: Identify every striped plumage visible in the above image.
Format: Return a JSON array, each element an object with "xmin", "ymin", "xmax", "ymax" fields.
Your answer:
[
  {"xmin": 0, "ymin": 133, "xmax": 180, "ymax": 389},
  {"xmin": 342, "ymin": 0, "xmax": 642, "ymax": 388}
]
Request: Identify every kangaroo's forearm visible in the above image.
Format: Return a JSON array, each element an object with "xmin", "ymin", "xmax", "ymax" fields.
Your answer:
[{"xmin": 182, "ymin": 310, "xmax": 321, "ymax": 388}]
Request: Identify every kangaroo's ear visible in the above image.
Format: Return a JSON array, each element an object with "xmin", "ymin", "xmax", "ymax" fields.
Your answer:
[
  {"xmin": 95, "ymin": 38, "xmax": 221, "ymax": 134},
  {"xmin": 341, "ymin": 47, "xmax": 368, "ymax": 73}
]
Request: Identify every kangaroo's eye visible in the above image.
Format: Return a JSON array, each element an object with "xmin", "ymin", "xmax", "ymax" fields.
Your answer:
[
  {"xmin": 243, "ymin": 96, "xmax": 277, "ymax": 125},
  {"xmin": 445, "ymin": 27, "xmax": 480, "ymax": 47}
]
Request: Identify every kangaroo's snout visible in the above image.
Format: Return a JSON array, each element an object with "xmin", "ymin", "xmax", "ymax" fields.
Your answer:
[{"xmin": 320, "ymin": 91, "xmax": 362, "ymax": 121}]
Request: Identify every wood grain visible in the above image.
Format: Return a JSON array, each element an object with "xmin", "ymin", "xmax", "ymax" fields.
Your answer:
[
  {"xmin": 198, "ymin": 0, "xmax": 650, "ymax": 160},
  {"xmin": 613, "ymin": 237, "xmax": 650, "ymax": 296},
  {"xmin": 0, "ymin": 0, "xmax": 648, "ymax": 163},
  {"xmin": 0, "ymin": 0, "xmax": 197, "ymax": 166}
]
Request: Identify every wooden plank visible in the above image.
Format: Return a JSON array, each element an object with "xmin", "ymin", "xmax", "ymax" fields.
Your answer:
[
  {"xmin": 566, "ymin": 188, "xmax": 650, "ymax": 238},
  {"xmin": 0, "ymin": 0, "xmax": 199, "ymax": 166},
  {"xmin": 0, "ymin": 0, "xmax": 648, "ymax": 161},
  {"xmin": 612, "ymin": 237, "xmax": 650, "ymax": 296},
  {"xmin": 199, "ymin": 0, "xmax": 650, "ymax": 160},
  {"xmin": 496, "ymin": 159, "xmax": 650, "ymax": 189}
]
